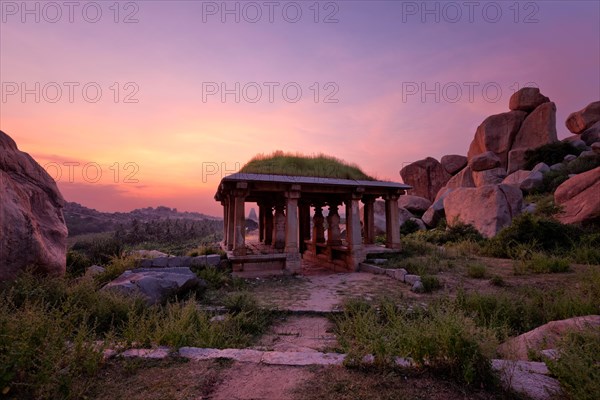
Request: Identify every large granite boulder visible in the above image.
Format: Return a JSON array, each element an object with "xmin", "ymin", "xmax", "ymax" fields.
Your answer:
[
  {"xmin": 472, "ymin": 167, "xmax": 507, "ymax": 187},
  {"xmin": 397, "ymin": 195, "xmax": 431, "ymax": 214},
  {"xmin": 469, "ymin": 151, "xmax": 501, "ymax": 171},
  {"xmin": 440, "ymin": 154, "xmax": 468, "ymax": 175},
  {"xmin": 467, "ymin": 111, "xmax": 527, "ymax": 169},
  {"xmin": 512, "ymin": 102, "xmax": 558, "ymax": 149},
  {"xmin": 580, "ymin": 121, "xmax": 600, "ymax": 146},
  {"xmin": 0, "ymin": 131, "xmax": 68, "ymax": 280},
  {"xmin": 509, "ymin": 87, "xmax": 550, "ymax": 112},
  {"xmin": 497, "ymin": 315, "xmax": 600, "ymax": 361},
  {"xmin": 507, "ymin": 148, "xmax": 529, "ymax": 174},
  {"xmin": 554, "ymin": 166, "xmax": 600, "ymax": 225},
  {"xmin": 444, "ymin": 184, "xmax": 522, "ymax": 238},
  {"xmin": 565, "ymin": 101, "xmax": 600, "ymax": 134},
  {"xmin": 361, "ymin": 201, "xmax": 414, "ymax": 235},
  {"xmin": 503, "ymin": 170, "xmax": 544, "ymax": 192},
  {"xmin": 103, "ymin": 267, "xmax": 205, "ymax": 305},
  {"xmin": 400, "ymin": 157, "xmax": 451, "ymax": 201},
  {"xmin": 421, "ymin": 187, "xmax": 453, "ymax": 227},
  {"xmin": 445, "ymin": 166, "xmax": 475, "ymax": 189}
]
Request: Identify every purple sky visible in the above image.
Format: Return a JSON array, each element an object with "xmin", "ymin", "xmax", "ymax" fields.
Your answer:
[{"xmin": 1, "ymin": 0, "xmax": 599, "ymax": 215}]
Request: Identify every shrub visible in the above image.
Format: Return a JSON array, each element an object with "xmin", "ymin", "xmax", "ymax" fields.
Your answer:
[
  {"xmin": 483, "ymin": 213, "xmax": 581, "ymax": 258},
  {"xmin": 409, "ymin": 222, "xmax": 483, "ymax": 245},
  {"xmin": 66, "ymin": 250, "xmax": 92, "ymax": 277},
  {"xmin": 400, "ymin": 219, "xmax": 421, "ymax": 236},
  {"xmin": 547, "ymin": 328, "xmax": 600, "ymax": 400},
  {"xmin": 467, "ymin": 262, "xmax": 487, "ymax": 279},
  {"xmin": 489, "ymin": 275, "xmax": 505, "ymax": 286},
  {"xmin": 514, "ymin": 253, "xmax": 571, "ymax": 275},
  {"xmin": 523, "ymin": 142, "xmax": 580, "ymax": 170},
  {"xmin": 94, "ymin": 255, "xmax": 140, "ymax": 286},
  {"xmin": 421, "ymin": 275, "xmax": 442, "ymax": 292},
  {"xmin": 195, "ymin": 266, "xmax": 232, "ymax": 290}
]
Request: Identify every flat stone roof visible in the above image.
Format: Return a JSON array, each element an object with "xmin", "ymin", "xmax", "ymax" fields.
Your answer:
[{"xmin": 219, "ymin": 173, "xmax": 411, "ymax": 189}]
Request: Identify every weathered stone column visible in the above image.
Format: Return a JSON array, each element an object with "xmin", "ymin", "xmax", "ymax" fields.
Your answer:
[
  {"xmin": 227, "ymin": 194, "xmax": 235, "ymax": 251},
  {"xmin": 232, "ymin": 183, "xmax": 248, "ymax": 256},
  {"xmin": 221, "ymin": 199, "xmax": 228, "ymax": 248},
  {"xmin": 264, "ymin": 205, "xmax": 274, "ymax": 246},
  {"xmin": 298, "ymin": 202, "xmax": 311, "ymax": 253},
  {"xmin": 273, "ymin": 204, "xmax": 286, "ymax": 250},
  {"xmin": 346, "ymin": 192, "xmax": 365, "ymax": 270},
  {"xmin": 312, "ymin": 205, "xmax": 325, "ymax": 243},
  {"xmin": 258, "ymin": 203, "xmax": 265, "ymax": 242},
  {"xmin": 384, "ymin": 192, "xmax": 401, "ymax": 250},
  {"xmin": 362, "ymin": 196, "xmax": 376, "ymax": 244},
  {"xmin": 327, "ymin": 204, "xmax": 342, "ymax": 246},
  {"xmin": 284, "ymin": 187, "xmax": 302, "ymax": 274}
]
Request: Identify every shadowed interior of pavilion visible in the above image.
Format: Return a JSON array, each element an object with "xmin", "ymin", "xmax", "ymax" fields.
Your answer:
[{"xmin": 214, "ymin": 154, "xmax": 412, "ymax": 277}]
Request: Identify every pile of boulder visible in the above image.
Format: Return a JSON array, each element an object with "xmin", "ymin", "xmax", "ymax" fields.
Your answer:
[{"xmin": 390, "ymin": 89, "xmax": 600, "ymax": 237}]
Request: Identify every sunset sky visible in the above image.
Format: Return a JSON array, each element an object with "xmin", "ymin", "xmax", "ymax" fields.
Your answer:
[{"xmin": 1, "ymin": 0, "xmax": 599, "ymax": 216}]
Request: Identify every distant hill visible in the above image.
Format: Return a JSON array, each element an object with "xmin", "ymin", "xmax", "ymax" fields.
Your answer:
[{"xmin": 64, "ymin": 202, "xmax": 220, "ymax": 236}]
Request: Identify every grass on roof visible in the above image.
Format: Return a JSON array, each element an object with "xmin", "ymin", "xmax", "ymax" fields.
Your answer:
[{"xmin": 239, "ymin": 151, "xmax": 376, "ymax": 180}]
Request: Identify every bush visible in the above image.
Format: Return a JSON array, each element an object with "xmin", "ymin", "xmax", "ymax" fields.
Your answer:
[
  {"xmin": 514, "ymin": 253, "xmax": 571, "ymax": 275},
  {"xmin": 421, "ymin": 275, "xmax": 442, "ymax": 292},
  {"xmin": 483, "ymin": 214, "xmax": 581, "ymax": 258},
  {"xmin": 523, "ymin": 142, "xmax": 580, "ymax": 170},
  {"xmin": 489, "ymin": 275, "xmax": 505, "ymax": 286},
  {"xmin": 409, "ymin": 222, "xmax": 483, "ymax": 245},
  {"xmin": 400, "ymin": 220, "xmax": 421, "ymax": 236},
  {"xmin": 547, "ymin": 328, "xmax": 600, "ymax": 400},
  {"xmin": 467, "ymin": 263, "xmax": 487, "ymax": 279},
  {"xmin": 66, "ymin": 250, "xmax": 92, "ymax": 277}
]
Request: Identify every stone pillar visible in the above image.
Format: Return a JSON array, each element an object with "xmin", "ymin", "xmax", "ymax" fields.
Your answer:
[
  {"xmin": 273, "ymin": 204, "xmax": 286, "ymax": 250},
  {"xmin": 264, "ymin": 205, "xmax": 274, "ymax": 246},
  {"xmin": 384, "ymin": 193, "xmax": 401, "ymax": 250},
  {"xmin": 285, "ymin": 188, "xmax": 302, "ymax": 274},
  {"xmin": 298, "ymin": 202, "xmax": 311, "ymax": 253},
  {"xmin": 312, "ymin": 205, "xmax": 325, "ymax": 243},
  {"xmin": 232, "ymin": 184, "xmax": 248, "ymax": 256},
  {"xmin": 327, "ymin": 204, "xmax": 342, "ymax": 246},
  {"xmin": 346, "ymin": 192, "xmax": 364, "ymax": 271},
  {"xmin": 362, "ymin": 196, "xmax": 376, "ymax": 245},
  {"xmin": 221, "ymin": 199, "xmax": 228, "ymax": 248},
  {"xmin": 258, "ymin": 203, "xmax": 265, "ymax": 242},
  {"xmin": 227, "ymin": 194, "xmax": 235, "ymax": 251}
]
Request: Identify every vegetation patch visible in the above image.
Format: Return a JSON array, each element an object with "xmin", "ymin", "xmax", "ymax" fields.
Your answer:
[
  {"xmin": 240, "ymin": 151, "xmax": 375, "ymax": 180},
  {"xmin": 523, "ymin": 142, "xmax": 580, "ymax": 170}
]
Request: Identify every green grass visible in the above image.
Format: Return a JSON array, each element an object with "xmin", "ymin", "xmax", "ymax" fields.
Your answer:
[
  {"xmin": 547, "ymin": 328, "xmax": 600, "ymax": 400},
  {"xmin": 240, "ymin": 151, "xmax": 375, "ymax": 180},
  {"xmin": 335, "ymin": 299, "xmax": 498, "ymax": 386},
  {"xmin": 0, "ymin": 270, "xmax": 272, "ymax": 399},
  {"xmin": 466, "ymin": 262, "xmax": 487, "ymax": 279},
  {"xmin": 513, "ymin": 253, "xmax": 571, "ymax": 275}
]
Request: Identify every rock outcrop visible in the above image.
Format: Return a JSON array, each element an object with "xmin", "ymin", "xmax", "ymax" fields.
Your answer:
[
  {"xmin": 512, "ymin": 102, "xmax": 557, "ymax": 149},
  {"xmin": 103, "ymin": 267, "xmax": 205, "ymax": 305},
  {"xmin": 565, "ymin": 101, "xmax": 600, "ymax": 134},
  {"xmin": 444, "ymin": 184, "xmax": 522, "ymax": 238},
  {"xmin": 400, "ymin": 157, "xmax": 451, "ymax": 201},
  {"xmin": 0, "ymin": 130, "xmax": 68, "ymax": 280},
  {"xmin": 397, "ymin": 195, "xmax": 431, "ymax": 215},
  {"xmin": 554, "ymin": 166, "xmax": 600, "ymax": 225},
  {"xmin": 509, "ymin": 87, "xmax": 550, "ymax": 112},
  {"xmin": 440, "ymin": 154, "xmax": 467, "ymax": 175}
]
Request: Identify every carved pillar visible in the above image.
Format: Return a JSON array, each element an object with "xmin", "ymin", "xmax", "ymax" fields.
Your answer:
[
  {"xmin": 312, "ymin": 205, "xmax": 325, "ymax": 243},
  {"xmin": 227, "ymin": 194, "xmax": 235, "ymax": 251},
  {"xmin": 232, "ymin": 183, "xmax": 248, "ymax": 256},
  {"xmin": 346, "ymin": 191, "xmax": 364, "ymax": 271},
  {"xmin": 221, "ymin": 199, "xmax": 228, "ymax": 248},
  {"xmin": 299, "ymin": 202, "xmax": 311, "ymax": 253},
  {"xmin": 258, "ymin": 203, "xmax": 265, "ymax": 242},
  {"xmin": 327, "ymin": 204, "xmax": 342, "ymax": 246},
  {"xmin": 284, "ymin": 188, "xmax": 301, "ymax": 273},
  {"xmin": 273, "ymin": 204, "xmax": 286, "ymax": 250},
  {"xmin": 362, "ymin": 196, "xmax": 376, "ymax": 245},
  {"xmin": 384, "ymin": 192, "xmax": 401, "ymax": 250},
  {"xmin": 264, "ymin": 205, "xmax": 273, "ymax": 246}
]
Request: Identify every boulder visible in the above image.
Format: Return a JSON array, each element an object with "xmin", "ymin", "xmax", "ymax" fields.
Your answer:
[
  {"xmin": 400, "ymin": 157, "xmax": 451, "ymax": 201},
  {"xmin": 467, "ymin": 110, "xmax": 527, "ymax": 169},
  {"xmin": 507, "ymin": 148, "xmax": 529, "ymax": 174},
  {"xmin": 502, "ymin": 170, "xmax": 532, "ymax": 187},
  {"xmin": 421, "ymin": 188, "xmax": 452, "ymax": 227},
  {"xmin": 509, "ymin": 87, "xmax": 550, "ymax": 112},
  {"xmin": 469, "ymin": 151, "xmax": 501, "ymax": 171},
  {"xmin": 408, "ymin": 217, "xmax": 427, "ymax": 231},
  {"xmin": 592, "ymin": 142, "xmax": 600, "ymax": 154},
  {"xmin": 440, "ymin": 154, "xmax": 468, "ymax": 175},
  {"xmin": 103, "ymin": 267, "xmax": 205, "ymax": 305},
  {"xmin": 532, "ymin": 162, "xmax": 550, "ymax": 174},
  {"xmin": 565, "ymin": 101, "xmax": 600, "ymax": 134},
  {"xmin": 512, "ymin": 102, "xmax": 558, "ymax": 150},
  {"xmin": 497, "ymin": 315, "xmax": 600, "ymax": 361},
  {"xmin": 445, "ymin": 166, "xmax": 475, "ymax": 189},
  {"xmin": 554, "ymin": 166, "xmax": 600, "ymax": 225},
  {"xmin": 444, "ymin": 184, "xmax": 522, "ymax": 238},
  {"xmin": 580, "ymin": 121, "xmax": 600, "ymax": 145},
  {"xmin": 579, "ymin": 150, "xmax": 596, "ymax": 158},
  {"xmin": 520, "ymin": 171, "xmax": 544, "ymax": 192},
  {"xmin": 398, "ymin": 195, "xmax": 432, "ymax": 214},
  {"xmin": 472, "ymin": 167, "xmax": 507, "ymax": 187},
  {"xmin": 0, "ymin": 131, "xmax": 68, "ymax": 280},
  {"xmin": 569, "ymin": 139, "xmax": 587, "ymax": 151},
  {"xmin": 563, "ymin": 154, "xmax": 577, "ymax": 162}
]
